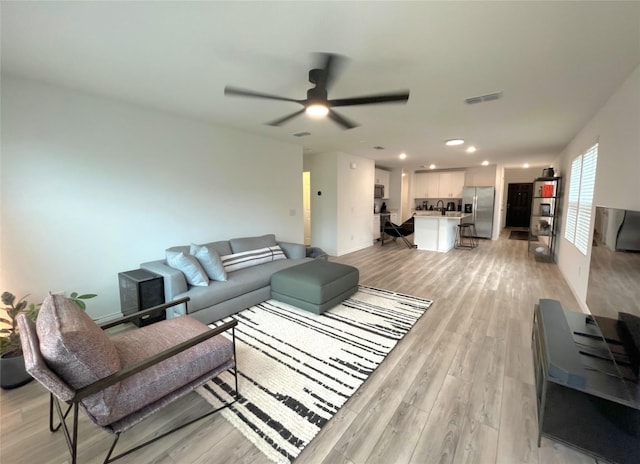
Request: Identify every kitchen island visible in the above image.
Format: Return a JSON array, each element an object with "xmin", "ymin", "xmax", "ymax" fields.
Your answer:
[{"xmin": 414, "ymin": 212, "xmax": 472, "ymax": 252}]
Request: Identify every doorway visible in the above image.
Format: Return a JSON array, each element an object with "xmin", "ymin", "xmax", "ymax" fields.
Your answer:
[
  {"xmin": 303, "ymin": 171, "xmax": 311, "ymax": 246},
  {"xmin": 506, "ymin": 183, "xmax": 533, "ymax": 228}
]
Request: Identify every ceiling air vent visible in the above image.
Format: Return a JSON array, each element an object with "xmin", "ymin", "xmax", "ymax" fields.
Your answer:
[
  {"xmin": 373, "ymin": 146, "xmax": 385, "ymax": 150},
  {"xmin": 465, "ymin": 91, "xmax": 503, "ymax": 105},
  {"xmin": 293, "ymin": 132, "xmax": 311, "ymax": 137}
]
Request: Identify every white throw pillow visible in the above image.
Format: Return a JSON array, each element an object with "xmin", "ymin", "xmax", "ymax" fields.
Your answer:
[
  {"xmin": 166, "ymin": 251, "xmax": 209, "ymax": 287},
  {"xmin": 221, "ymin": 245, "xmax": 286, "ymax": 273},
  {"xmin": 190, "ymin": 243, "xmax": 227, "ymax": 282}
]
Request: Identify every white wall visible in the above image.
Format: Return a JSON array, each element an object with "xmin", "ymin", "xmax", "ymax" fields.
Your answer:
[
  {"xmin": 1, "ymin": 77, "xmax": 304, "ymax": 320},
  {"xmin": 557, "ymin": 64, "xmax": 640, "ymax": 312},
  {"xmin": 304, "ymin": 152, "xmax": 374, "ymax": 256}
]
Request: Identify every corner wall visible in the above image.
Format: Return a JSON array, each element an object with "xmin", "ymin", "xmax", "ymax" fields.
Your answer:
[
  {"xmin": 556, "ymin": 64, "xmax": 640, "ymax": 312},
  {"xmin": 1, "ymin": 77, "xmax": 304, "ymax": 320},
  {"xmin": 304, "ymin": 152, "xmax": 375, "ymax": 256}
]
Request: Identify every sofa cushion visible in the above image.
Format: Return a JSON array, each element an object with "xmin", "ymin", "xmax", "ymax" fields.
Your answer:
[
  {"xmin": 229, "ymin": 234, "xmax": 277, "ymax": 253},
  {"xmin": 201, "ymin": 240, "xmax": 232, "ymax": 257},
  {"xmin": 36, "ymin": 293, "xmax": 121, "ymax": 424},
  {"xmin": 177, "ymin": 258, "xmax": 310, "ymax": 311},
  {"xmin": 166, "ymin": 251, "xmax": 209, "ymax": 287},
  {"xmin": 190, "ymin": 243, "xmax": 227, "ymax": 282},
  {"xmin": 100, "ymin": 316, "xmax": 234, "ymax": 427},
  {"xmin": 221, "ymin": 246, "xmax": 286, "ymax": 273}
]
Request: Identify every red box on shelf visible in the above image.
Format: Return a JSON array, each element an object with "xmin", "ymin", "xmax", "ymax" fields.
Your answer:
[{"xmin": 541, "ymin": 184, "xmax": 554, "ymax": 197}]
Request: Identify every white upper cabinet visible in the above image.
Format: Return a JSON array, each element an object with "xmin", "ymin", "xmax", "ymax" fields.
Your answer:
[
  {"xmin": 439, "ymin": 171, "xmax": 465, "ymax": 198},
  {"xmin": 414, "ymin": 171, "xmax": 465, "ymax": 198},
  {"xmin": 413, "ymin": 172, "xmax": 439, "ymax": 198},
  {"xmin": 375, "ymin": 168, "xmax": 391, "ymax": 198}
]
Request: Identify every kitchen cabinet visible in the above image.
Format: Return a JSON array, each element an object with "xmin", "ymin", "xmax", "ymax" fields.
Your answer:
[
  {"xmin": 414, "ymin": 172, "xmax": 439, "ymax": 198},
  {"xmin": 414, "ymin": 171, "xmax": 464, "ymax": 198},
  {"xmin": 528, "ymin": 177, "xmax": 562, "ymax": 261},
  {"xmin": 439, "ymin": 171, "xmax": 465, "ymax": 198},
  {"xmin": 375, "ymin": 169, "xmax": 390, "ymax": 198},
  {"xmin": 373, "ymin": 214, "xmax": 380, "ymax": 240}
]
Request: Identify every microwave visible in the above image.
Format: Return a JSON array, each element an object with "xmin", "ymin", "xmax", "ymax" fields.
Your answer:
[{"xmin": 374, "ymin": 184, "xmax": 385, "ymax": 198}]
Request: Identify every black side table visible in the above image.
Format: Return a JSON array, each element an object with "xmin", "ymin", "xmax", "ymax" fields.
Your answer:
[{"xmin": 118, "ymin": 269, "xmax": 165, "ymax": 327}]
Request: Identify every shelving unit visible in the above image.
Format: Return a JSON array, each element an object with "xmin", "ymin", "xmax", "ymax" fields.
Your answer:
[{"xmin": 528, "ymin": 177, "xmax": 562, "ymax": 261}]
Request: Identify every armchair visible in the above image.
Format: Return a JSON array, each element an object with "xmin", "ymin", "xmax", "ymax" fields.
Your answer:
[{"xmin": 17, "ymin": 293, "xmax": 238, "ymax": 463}]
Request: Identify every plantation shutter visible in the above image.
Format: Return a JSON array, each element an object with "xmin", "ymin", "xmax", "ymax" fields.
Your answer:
[
  {"xmin": 565, "ymin": 156, "xmax": 582, "ymax": 243},
  {"xmin": 575, "ymin": 144, "xmax": 598, "ymax": 254}
]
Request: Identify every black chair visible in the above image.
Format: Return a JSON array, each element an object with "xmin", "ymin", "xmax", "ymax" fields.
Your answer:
[{"xmin": 381, "ymin": 215, "xmax": 417, "ymax": 249}]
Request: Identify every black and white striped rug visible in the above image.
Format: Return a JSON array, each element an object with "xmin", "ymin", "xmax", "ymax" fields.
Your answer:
[{"xmin": 196, "ymin": 285, "xmax": 433, "ymax": 463}]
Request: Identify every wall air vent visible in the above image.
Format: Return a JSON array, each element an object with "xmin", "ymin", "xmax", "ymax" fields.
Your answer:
[
  {"xmin": 293, "ymin": 132, "xmax": 311, "ymax": 137},
  {"xmin": 465, "ymin": 91, "xmax": 503, "ymax": 105},
  {"xmin": 465, "ymin": 96, "xmax": 483, "ymax": 105}
]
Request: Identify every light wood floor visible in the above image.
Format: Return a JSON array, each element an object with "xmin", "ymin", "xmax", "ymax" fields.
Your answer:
[{"xmin": 0, "ymin": 230, "xmax": 598, "ymax": 464}]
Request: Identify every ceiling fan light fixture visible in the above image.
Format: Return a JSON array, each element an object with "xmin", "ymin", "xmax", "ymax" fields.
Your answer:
[
  {"xmin": 445, "ymin": 139, "xmax": 464, "ymax": 146},
  {"xmin": 305, "ymin": 103, "xmax": 329, "ymax": 118}
]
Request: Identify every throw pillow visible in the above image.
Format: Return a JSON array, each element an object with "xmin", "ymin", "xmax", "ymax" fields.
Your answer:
[
  {"xmin": 221, "ymin": 245, "xmax": 286, "ymax": 272},
  {"xmin": 190, "ymin": 243, "xmax": 227, "ymax": 282},
  {"xmin": 37, "ymin": 293, "xmax": 121, "ymax": 422},
  {"xmin": 166, "ymin": 250, "xmax": 209, "ymax": 287}
]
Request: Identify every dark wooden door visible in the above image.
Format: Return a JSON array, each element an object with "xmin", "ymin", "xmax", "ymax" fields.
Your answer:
[{"xmin": 506, "ymin": 183, "xmax": 533, "ymax": 227}]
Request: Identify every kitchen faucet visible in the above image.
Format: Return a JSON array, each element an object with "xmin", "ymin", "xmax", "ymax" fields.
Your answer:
[{"xmin": 436, "ymin": 200, "xmax": 446, "ymax": 216}]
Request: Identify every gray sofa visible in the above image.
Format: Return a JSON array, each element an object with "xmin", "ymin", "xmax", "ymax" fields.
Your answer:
[{"xmin": 141, "ymin": 234, "xmax": 312, "ymax": 324}]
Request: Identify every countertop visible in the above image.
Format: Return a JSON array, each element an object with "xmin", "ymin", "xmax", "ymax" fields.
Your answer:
[{"xmin": 414, "ymin": 212, "xmax": 470, "ymax": 219}]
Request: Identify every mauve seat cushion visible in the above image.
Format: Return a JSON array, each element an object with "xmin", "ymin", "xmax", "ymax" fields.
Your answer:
[{"xmin": 101, "ymin": 316, "xmax": 233, "ymax": 427}]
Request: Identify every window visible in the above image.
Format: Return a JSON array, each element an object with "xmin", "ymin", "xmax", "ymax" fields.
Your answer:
[{"xmin": 564, "ymin": 143, "xmax": 598, "ymax": 254}]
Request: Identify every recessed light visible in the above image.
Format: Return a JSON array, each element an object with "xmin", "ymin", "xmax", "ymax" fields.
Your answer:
[
  {"xmin": 466, "ymin": 146, "xmax": 476, "ymax": 153},
  {"xmin": 523, "ymin": 163, "xmax": 530, "ymax": 168},
  {"xmin": 399, "ymin": 153, "xmax": 407, "ymax": 160},
  {"xmin": 482, "ymin": 160, "xmax": 489, "ymax": 166},
  {"xmin": 445, "ymin": 139, "xmax": 464, "ymax": 146},
  {"xmin": 429, "ymin": 164, "xmax": 436, "ymax": 169}
]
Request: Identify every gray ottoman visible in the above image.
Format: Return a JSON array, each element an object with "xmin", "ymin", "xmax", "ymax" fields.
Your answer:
[{"xmin": 270, "ymin": 260, "xmax": 359, "ymax": 314}]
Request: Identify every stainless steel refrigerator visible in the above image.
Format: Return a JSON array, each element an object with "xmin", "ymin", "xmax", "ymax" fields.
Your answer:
[{"xmin": 462, "ymin": 186, "xmax": 495, "ymax": 239}]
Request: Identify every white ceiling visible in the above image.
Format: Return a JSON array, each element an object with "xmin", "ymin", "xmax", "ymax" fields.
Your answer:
[{"xmin": 2, "ymin": 2, "xmax": 639, "ymax": 171}]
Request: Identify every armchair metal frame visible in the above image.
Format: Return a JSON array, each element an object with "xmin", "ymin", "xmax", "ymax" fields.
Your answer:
[
  {"xmin": 381, "ymin": 215, "xmax": 417, "ymax": 249},
  {"xmin": 38, "ymin": 298, "xmax": 238, "ymax": 464}
]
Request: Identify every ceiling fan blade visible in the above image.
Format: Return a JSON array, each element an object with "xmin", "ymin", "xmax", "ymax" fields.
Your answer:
[
  {"xmin": 329, "ymin": 91, "xmax": 410, "ymax": 107},
  {"xmin": 224, "ymin": 86, "xmax": 302, "ymax": 104},
  {"xmin": 328, "ymin": 109, "xmax": 359, "ymax": 130},
  {"xmin": 266, "ymin": 109, "xmax": 306, "ymax": 126},
  {"xmin": 315, "ymin": 53, "xmax": 345, "ymax": 91}
]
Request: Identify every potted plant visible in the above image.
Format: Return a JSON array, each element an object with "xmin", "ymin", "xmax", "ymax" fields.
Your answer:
[{"xmin": 1, "ymin": 291, "xmax": 96, "ymax": 389}]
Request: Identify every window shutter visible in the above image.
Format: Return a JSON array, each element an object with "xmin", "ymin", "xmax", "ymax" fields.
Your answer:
[
  {"xmin": 565, "ymin": 156, "xmax": 582, "ymax": 243},
  {"xmin": 575, "ymin": 145, "xmax": 598, "ymax": 254}
]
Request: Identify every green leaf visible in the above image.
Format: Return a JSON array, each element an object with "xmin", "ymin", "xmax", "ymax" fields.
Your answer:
[
  {"xmin": 69, "ymin": 292, "xmax": 78, "ymax": 299},
  {"xmin": 74, "ymin": 300, "xmax": 86, "ymax": 310},
  {"xmin": 77, "ymin": 294, "xmax": 97, "ymax": 300}
]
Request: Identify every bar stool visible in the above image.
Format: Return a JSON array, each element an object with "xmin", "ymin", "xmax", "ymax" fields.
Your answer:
[{"xmin": 455, "ymin": 222, "xmax": 477, "ymax": 249}]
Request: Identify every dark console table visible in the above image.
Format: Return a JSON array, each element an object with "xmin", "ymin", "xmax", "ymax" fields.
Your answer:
[{"xmin": 531, "ymin": 299, "xmax": 640, "ymax": 463}]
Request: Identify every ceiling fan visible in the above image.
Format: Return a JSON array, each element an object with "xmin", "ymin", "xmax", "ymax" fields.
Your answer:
[{"xmin": 224, "ymin": 53, "xmax": 410, "ymax": 130}]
